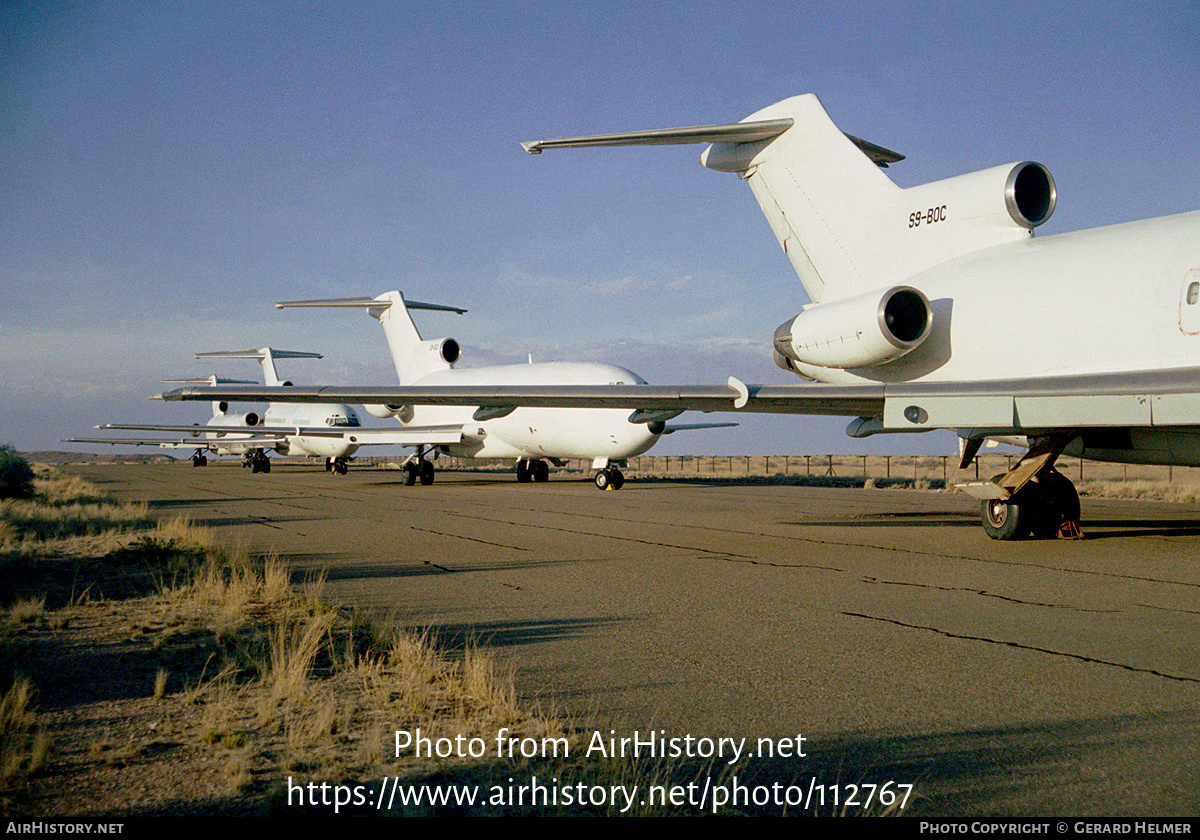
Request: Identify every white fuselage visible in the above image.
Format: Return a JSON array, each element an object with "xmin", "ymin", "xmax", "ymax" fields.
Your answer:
[
  {"xmin": 205, "ymin": 403, "xmax": 362, "ymax": 459},
  {"xmin": 791, "ymin": 211, "xmax": 1200, "ymax": 465},
  {"xmin": 795, "ymin": 211, "xmax": 1200, "ymax": 387},
  {"xmin": 403, "ymin": 361, "xmax": 660, "ymax": 461}
]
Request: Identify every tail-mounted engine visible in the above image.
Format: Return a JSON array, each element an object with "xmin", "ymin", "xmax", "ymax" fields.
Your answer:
[
  {"xmin": 904, "ymin": 160, "xmax": 1056, "ymax": 231},
  {"xmin": 213, "ymin": 409, "xmax": 261, "ymax": 427},
  {"xmin": 773, "ymin": 285, "xmax": 932, "ymax": 370},
  {"xmin": 403, "ymin": 337, "xmax": 461, "ymax": 382}
]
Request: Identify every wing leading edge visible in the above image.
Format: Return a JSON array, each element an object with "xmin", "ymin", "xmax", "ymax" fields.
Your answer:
[{"xmin": 153, "ymin": 365, "xmax": 1200, "ymax": 433}]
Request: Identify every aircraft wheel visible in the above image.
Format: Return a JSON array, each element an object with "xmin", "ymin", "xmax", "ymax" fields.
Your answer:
[
  {"xmin": 404, "ymin": 464, "xmax": 417, "ymax": 486},
  {"xmin": 610, "ymin": 468, "xmax": 624, "ymax": 490},
  {"xmin": 516, "ymin": 460, "xmax": 532, "ymax": 483},
  {"xmin": 594, "ymin": 470, "xmax": 610, "ymax": 490},
  {"xmin": 533, "ymin": 460, "xmax": 550, "ymax": 482},
  {"xmin": 1029, "ymin": 470, "xmax": 1080, "ymax": 538},
  {"xmin": 333, "ymin": 459, "xmax": 348, "ymax": 475},
  {"xmin": 261, "ymin": 457, "xmax": 270, "ymax": 474},
  {"xmin": 981, "ymin": 498, "xmax": 1031, "ymax": 540},
  {"xmin": 419, "ymin": 460, "xmax": 435, "ymax": 486}
]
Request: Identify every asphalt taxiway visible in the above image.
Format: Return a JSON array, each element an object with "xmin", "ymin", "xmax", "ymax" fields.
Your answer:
[{"xmin": 68, "ymin": 462, "xmax": 1200, "ymax": 816}]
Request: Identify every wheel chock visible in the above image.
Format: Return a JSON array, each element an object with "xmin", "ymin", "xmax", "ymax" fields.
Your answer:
[{"xmin": 1056, "ymin": 521, "xmax": 1084, "ymax": 540}]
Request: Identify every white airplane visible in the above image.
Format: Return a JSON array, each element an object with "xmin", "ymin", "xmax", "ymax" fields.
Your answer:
[
  {"xmin": 159, "ymin": 93, "xmax": 1200, "ymax": 538},
  {"xmin": 72, "ymin": 348, "xmax": 448, "ymax": 474},
  {"xmin": 271, "ymin": 291, "xmax": 734, "ymax": 488}
]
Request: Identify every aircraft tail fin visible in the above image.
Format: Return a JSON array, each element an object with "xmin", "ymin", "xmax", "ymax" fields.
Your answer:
[
  {"xmin": 276, "ymin": 293, "xmax": 466, "ymax": 384},
  {"xmin": 523, "ymin": 94, "xmax": 1054, "ymax": 304},
  {"xmin": 195, "ymin": 348, "xmax": 322, "ymax": 386}
]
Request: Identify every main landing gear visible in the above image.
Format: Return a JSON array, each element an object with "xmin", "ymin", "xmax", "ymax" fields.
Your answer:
[
  {"xmin": 191, "ymin": 449, "xmax": 208, "ymax": 467},
  {"xmin": 403, "ymin": 457, "xmax": 435, "ymax": 486},
  {"xmin": 325, "ymin": 457, "xmax": 348, "ymax": 475},
  {"xmin": 243, "ymin": 451, "xmax": 271, "ymax": 474},
  {"xmin": 516, "ymin": 459, "xmax": 550, "ymax": 483},
  {"xmin": 594, "ymin": 467, "xmax": 624, "ymax": 491},
  {"xmin": 963, "ymin": 434, "xmax": 1083, "ymax": 541}
]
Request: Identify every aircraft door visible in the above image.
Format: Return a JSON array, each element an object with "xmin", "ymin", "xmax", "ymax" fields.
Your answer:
[{"xmin": 1180, "ymin": 270, "xmax": 1200, "ymax": 335}]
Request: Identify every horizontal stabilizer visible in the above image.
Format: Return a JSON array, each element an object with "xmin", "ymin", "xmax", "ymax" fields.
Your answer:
[
  {"xmin": 195, "ymin": 349, "xmax": 323, "ymax": 360},
  {"xmin": 521, "ymin": 118, "xmax": 903, "ymax": 167},
  {"xmin": 276, "ymin": 296, "xmax": 467, "ymax": 315},
  {"xmin": 160, "ymin": 376, "xmax": 258, "ymax": 385},
  {"xmin": 521, "ymin": 118, "xmax": 795, "ymax": 153}
]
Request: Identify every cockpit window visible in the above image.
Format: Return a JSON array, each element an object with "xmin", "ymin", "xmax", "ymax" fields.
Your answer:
[{"xmin": 1188, "ymin": 281, "xmax": 1199, "ymax": 306}]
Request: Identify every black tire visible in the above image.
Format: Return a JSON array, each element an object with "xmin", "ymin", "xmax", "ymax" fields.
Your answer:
[
  {"xmin": 981, "ymin": 498, "xmax": 1031, "ymax": 540},
  {"xmin": 1029, "ymin": 470, "xmax": 1080, "ymax": 538},
  {"xmin": 404, "ymin": 464, "xmax": 417, "ymax": 486},
  {"xmin": 419, "ymin": 460, "xmax": 435, "ymax": 486},
  {"xmin": 610, "ymin": 468, "xmax": 624, "ymax": 490},
  {"xmin": 533, "ymin": 460, "xmax": 549, "ymax": 482},
  {"xmin": 516, "ymin": 461, "xmax": 531, "ymax": 483},
  {"xmin": 594, "ymin": 470, "xmax": 610, "ymax": 490},
  {"xmin": 334, "ymin": 460, "xmax": 348, "ymax": 475},
  {"xmin": 261, "ymin": 457, "xmax": 270, "ymax": 474}
]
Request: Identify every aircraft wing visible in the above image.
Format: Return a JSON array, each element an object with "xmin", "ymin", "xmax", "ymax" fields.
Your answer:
[
  {"xmin": 151, "ymin": 378, "xmax": 884, "ymax": 417},
  {"xmin": 66, "ymin": 435, "xmax": 288, "ymax": 450},
  {"xmin": 153, "ymin": 365, "xmax": 1200, "ymax": 434},
  {"xmin": 324, "ymin": 425, "xmax": 465, "ymax": 446},
  {"xmin": 94, "ymin": 423, "xmax": 466, "ymax": 446}
]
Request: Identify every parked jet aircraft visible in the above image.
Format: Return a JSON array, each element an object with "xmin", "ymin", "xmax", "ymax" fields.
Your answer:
[
  {"xmin": 271, "ymin": 291, "xmax": 734, "ymax": 488},
  {"xmin": 158, "ymin": 94, "xmax": 1200, "ymax": 538},
  {"xmin": 72, "ymin": 348, "xmax": 456, "ymax": 473}
]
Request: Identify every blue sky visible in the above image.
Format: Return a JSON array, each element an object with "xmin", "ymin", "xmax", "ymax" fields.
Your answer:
[{"xmin": 3, "ymin": 1, "xmax": 1198, "ymax": 456}]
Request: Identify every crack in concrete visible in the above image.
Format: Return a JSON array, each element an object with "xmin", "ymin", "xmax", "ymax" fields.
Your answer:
[
  {"xmin": 859, "ymin": 576, "xmax": 1120, "ymax": 612},
  {"xmin": 842, "ymin": 611, "xmax": 1200, "ymax": 684}
]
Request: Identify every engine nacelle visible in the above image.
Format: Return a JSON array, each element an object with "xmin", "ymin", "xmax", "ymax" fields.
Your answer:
[
  {"xmin": 365, "ymin": 403, "xmax": 415, "ymax": 423},
  {"xmin": 774, "ymin": 285, "xmax": 932, "ymax": 370},
  {"xmin": 903, "ymin": 161, "xmax": 1056, "ymax": 231},
  {"xmin": 365, "ymin": 403, "xmax": 403, "ymax": 419},
  {"xmin": 215, "ymin": 411, "xmax": 261, "ymax": 427},
  {"xmin": 403, "ymin": 337, "xmax": 461, "ymax": 381}
]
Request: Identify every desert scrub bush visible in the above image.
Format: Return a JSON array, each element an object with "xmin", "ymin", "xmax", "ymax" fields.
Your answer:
[{"xmin": 0, "ymin": 446, "xmax": 34, "ymax": 501}]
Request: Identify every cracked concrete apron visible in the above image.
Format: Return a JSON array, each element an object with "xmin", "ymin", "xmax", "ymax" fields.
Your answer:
[{"xmin": 74, "ymin": 463, "xmax": 1200, "ymax": 816}]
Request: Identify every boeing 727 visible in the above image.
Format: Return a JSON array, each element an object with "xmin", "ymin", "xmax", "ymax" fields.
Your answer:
[{"xmin": 160, "ymin": 94, "xmax": 1200, "ymax": 537}]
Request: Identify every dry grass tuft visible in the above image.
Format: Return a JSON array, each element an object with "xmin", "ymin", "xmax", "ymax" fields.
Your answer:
[
  {"xmin": 1078, "ymin": 479, "xmax": 1200, "ymax": 503},
  {"xmin": 1, "ymin": 677, "xmax": 48, "ymax": 783}
]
